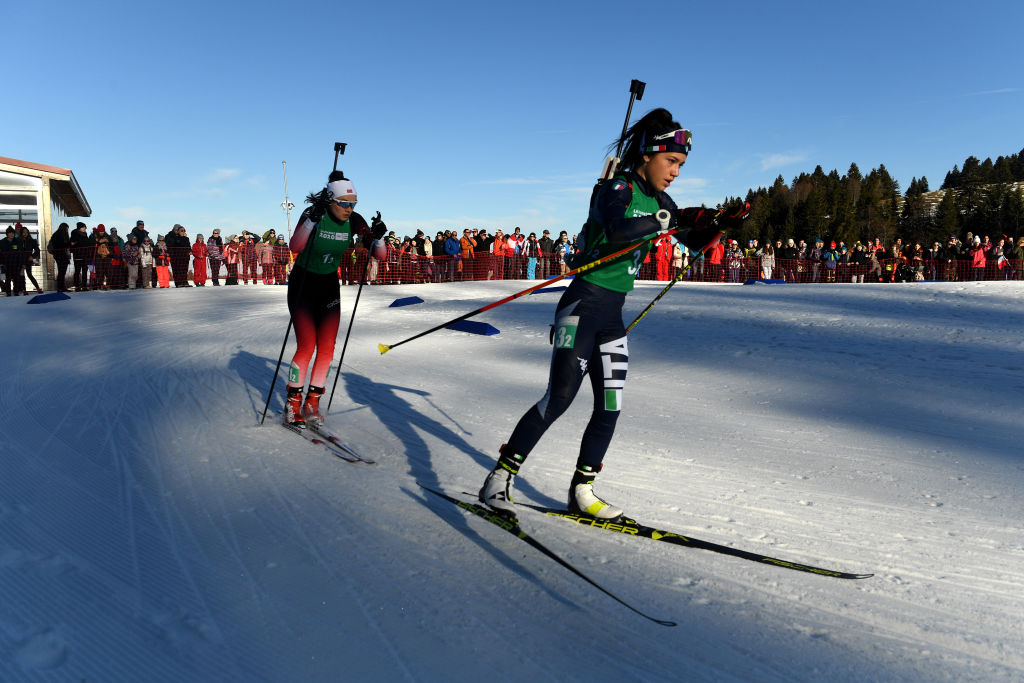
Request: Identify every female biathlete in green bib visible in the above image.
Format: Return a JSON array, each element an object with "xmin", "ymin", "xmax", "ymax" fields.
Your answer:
[
  {"xmin": 286, "ymin": 172, "xmax": 386, "ymax": 428},
  {"xmin": 479, "ymin": 108, "xmax": 747, "ymax": 519}
]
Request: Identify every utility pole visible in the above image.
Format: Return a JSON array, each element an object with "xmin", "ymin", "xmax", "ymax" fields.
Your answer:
[{"xmin": 281, "ymin": 161, "xmax": 295, "ymax": 239}]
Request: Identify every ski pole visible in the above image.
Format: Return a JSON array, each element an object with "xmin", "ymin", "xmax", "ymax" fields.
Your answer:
[
  {"xmin": 378, "ymin": 225, "xmax": 680, "ymax": 355},
  {"xmin": 626, "ymin": 230, "xmax": 723, "ymax": 332},
  {"xmin": 325, "ymin": 248, "xmax": 372, "ymax": 412},
  {"xmin": 259, "ymin": 142, "xmax": 346, "ymax": 425}
]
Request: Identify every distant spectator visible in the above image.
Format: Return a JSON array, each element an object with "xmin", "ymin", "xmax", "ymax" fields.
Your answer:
[
  {"xmin": 17, "ymin": 224, "xmax": 42, "ymax": 293},
  {"xmin": 48, "ymin": 222, "xmax": 72, "ymax": 291},
  {"xmin": 165, "ymin": 224, "xmax": 192, "ymax": 287},
  {"xmin": 273, "ymin": 235, "xmax": 290, "ymax": 284},
  {"xmin": 241, "ymin": 231, "xmax": 258, "ymax": 284},
  {"xmin": 557, "ymin": 233, "xmax": 572, "ymax": 274},
  {"xmin": 757, "ymin": 242, "xmax": 775, "ymax": 280},
  {"xmin": 154, "ymin": 235, "xmax": 172, "ymax": 288},
  {"xmin": 192, "ymin": 234, "xmax": 209, "ymax": 286},
  {"xmin": 69, "ymin": 222, "xmax": 93, "ymax": 291},
  {"xmin": 207, "ymin": 229, "xmax": 224, "ymax": 285},
  {"xmin": 538, "ymin": 229, "xmax": 554, "ymax": 279},
  {"xmin": 257, "ymin": 235, "xmax": 275, "ymax": 284},
  {"xmin": 1013, "ymin": 237, "xmax": 1024, "ymax": 280},
  {"xmin": 224, "ymin": 234, "xmax": 241, "ymax": 285},
  {"xmin": 138, "ymin": 237, "xmax": 155, "ymax": 288},
  {"xmin": 779, "ymin": 238, "xmax": 798, "ymax": 282},
  {"xmin": 970, "ymin": 236, "xmax": 985, "ymax": 280},
  {"xmin": 671, "ymin": 241, "xmax": 685, "ymax": 278},
  {"xmin": 489, "ymin": 229, "xmax": 506, "ymax": 280},
  {"xmin": 124, "ymin": 235, "xmax": 141, "ymax": 288},
  {"xmin": 818, "ymin": 240, "xmax": 837, "ymax": 282},
  {"xmin": 93, "ymin": 225, "xmax": 113, "ymax": 290},
  {"xmin": 1, "ymin": 226, "xmax": 21, "ymax": 295},
  {"xmin": 108, "ymin": 227, "xmax": 126, "ymax": 288},
  {"xmin": 726, "ymin": 240, "xmax": 743, "ymax": 282},
  {"xmin": 522, "ymin": 232, "xmax": 539, "ymax": 279}
]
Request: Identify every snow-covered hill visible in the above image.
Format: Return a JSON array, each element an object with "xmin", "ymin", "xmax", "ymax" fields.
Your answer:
[{"xmin": 1, "ymin": 280, "xmax": 1022, "ymax": 681}]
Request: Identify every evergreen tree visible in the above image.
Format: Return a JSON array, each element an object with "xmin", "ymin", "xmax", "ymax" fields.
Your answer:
[
  {"xmin": 942, "ymin": 165, "xmax": 961, "ymax": 190},
  {"xmin": 935, "ymin": 190, "xmax": 960, "ymax": 239}
]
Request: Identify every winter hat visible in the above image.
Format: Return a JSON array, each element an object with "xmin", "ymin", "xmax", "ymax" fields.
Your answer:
[
  {"xmin": 815, "ymin": 237, "xmax": 823, "ymax": 244},
  {"xmin": 136, "ymin": 220, "xmax": 145, "ymax": 226},
  {"xmin": 76, "ymin": 221, "xmax": 87, "ymax": 229},
  {"xmin": 830, "ymin": 240, "xmax": 836, "ymax": 248},
  {"xmin": 96, "ymin": 224, "xmax": 106, "ymax": 233},
  {"xmin": 974, "ymin": 236, "xmax": 981, "ymax": 243},
  {"xmin": 326, "ymin": 178, "xmax": 356, "ymax": 199}
]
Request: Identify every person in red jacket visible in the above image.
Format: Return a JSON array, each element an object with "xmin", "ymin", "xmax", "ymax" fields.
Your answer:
[
  {"xmin": 192, "ymin": 234, "xmax": 209, "ymax": 286},
  {"xmin": 708, "ymin": 238, "xmax": 725, "ymax": 281},
  {"xmin": 654, "ymin": 235, "xmax": 673, "ymax": 281}
]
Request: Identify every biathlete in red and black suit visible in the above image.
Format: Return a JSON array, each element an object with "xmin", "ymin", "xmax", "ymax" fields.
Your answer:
[{"xmin": 285, "ymin": 172, "xmax": 386, "ymax": 428}]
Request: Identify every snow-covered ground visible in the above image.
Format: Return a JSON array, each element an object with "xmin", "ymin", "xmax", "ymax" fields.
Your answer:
[{"xmin": 1, "ymin": 279, "xmax": 1022, "ymax": 681}]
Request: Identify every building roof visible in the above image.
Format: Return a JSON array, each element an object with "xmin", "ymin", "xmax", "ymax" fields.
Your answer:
[{"xmin": 0, "ymin": 156, "xmax": 91, "ymax": 217}]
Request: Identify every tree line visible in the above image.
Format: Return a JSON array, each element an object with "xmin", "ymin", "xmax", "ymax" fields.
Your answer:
[{"xmin": 720, "ymin": 149, "xmax": 1024, "ymax": 248}]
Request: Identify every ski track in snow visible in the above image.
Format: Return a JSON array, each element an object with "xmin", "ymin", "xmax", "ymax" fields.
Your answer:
[{"xmin": 0, "ymin": 282, "xmax": 1022, "ymax": 681}]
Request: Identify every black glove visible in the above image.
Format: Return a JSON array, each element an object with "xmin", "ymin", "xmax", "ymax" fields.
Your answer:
[
  {"xmin": 677, "ymin": 206, "xmax": 718, "ymax": 229},
  {"xmin": 307, "ymin": 189, "xmax": 331, "ymax": 224},
  {"xmin": 677, "ymin": 207, "xmax": 721, "ymax": 250},
  {"xmin": 370, "ymin": 211, "xmax": 387, "ymax": 240},
  {"xmin": 716, "ymin": 202, "xmax": 751, "ymax": 230}
]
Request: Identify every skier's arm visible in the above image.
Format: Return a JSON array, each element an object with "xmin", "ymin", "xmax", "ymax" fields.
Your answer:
[{"xmin": 593, "ymin": 179, "xmax": 673, "ymax": 243}]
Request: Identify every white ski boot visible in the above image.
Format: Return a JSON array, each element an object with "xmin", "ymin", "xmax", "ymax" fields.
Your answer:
[{"xmin": 568, "ymin": 465, "xmax": 623, "ymax": 520}]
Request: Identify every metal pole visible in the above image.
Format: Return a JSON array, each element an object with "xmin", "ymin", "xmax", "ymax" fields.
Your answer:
[{"xmin": 281, "ymin": 161, "xmax": 294, "ymax": 240}]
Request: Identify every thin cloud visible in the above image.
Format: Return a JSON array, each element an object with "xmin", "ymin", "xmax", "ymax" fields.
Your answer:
[
  {"xmin": 203, "ymin": 168, "xmax": 242, "ymax": 184},
  {"xmin": 114, "ymin": 206, "xmax": 147, "ymax": 221},
  {"xmin": 962, "ymin": 87, "xmax": 1018, "ymax": 97},
  {"xmin": 759, "ymin": 153, "xmax": 807, "ymax": 171}
]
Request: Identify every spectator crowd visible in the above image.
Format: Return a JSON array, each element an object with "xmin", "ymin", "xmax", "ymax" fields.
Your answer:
[{"xmin": 6, "ymin": 219, "xmax": 1024, "ymax": 296}]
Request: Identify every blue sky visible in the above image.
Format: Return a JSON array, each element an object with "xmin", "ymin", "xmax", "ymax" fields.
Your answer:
[{"xmin": 5, "ymin": 0, "xmax": 1021, "ymax": 239}]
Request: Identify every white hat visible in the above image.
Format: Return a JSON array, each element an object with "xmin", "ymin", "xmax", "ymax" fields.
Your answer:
[{"xmin": 326, "ymin": 178, "xmax": 356, "ymax": 199}]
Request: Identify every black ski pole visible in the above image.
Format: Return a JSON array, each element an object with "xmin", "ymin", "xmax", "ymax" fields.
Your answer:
[
  {"xmin": 325, "ymin": 246, "xmax": 372, "ymax": 412},
  {"xmin": 626, "ymin": 230, "xmax": 722, "ymax": 332},
  {"xmin": 259, "ymin": 142, "xmax": 346, "ymax": 425}
]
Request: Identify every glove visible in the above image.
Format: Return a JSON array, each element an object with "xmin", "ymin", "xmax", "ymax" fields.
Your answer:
[
  {"xmin": 716, "ymin": 202, "xmax": 751, "ymax": 230},
  {"xmin": 677, "ymin": 207, "xmax": 722, "ymax": 250},
  {"xmin": 307, "ymin": 189, "xmax": 331, "ymax": 224},
  {"xmin": 677, "ymin": 206, "xmax": 718, "ymax": 229},
  {"xmin": 371, "ymin": 211, "xmax": 387, "ymax": 240}
]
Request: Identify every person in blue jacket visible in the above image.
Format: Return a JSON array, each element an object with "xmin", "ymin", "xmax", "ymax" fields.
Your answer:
[{"xmin": 444, "ymin": 231, "xmax": 461, "ymax": 281}]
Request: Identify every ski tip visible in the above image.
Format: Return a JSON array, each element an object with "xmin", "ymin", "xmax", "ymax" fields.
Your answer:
[{"xmin": 378, "ymin": 343, "xmax": 391, "ymax": 355}]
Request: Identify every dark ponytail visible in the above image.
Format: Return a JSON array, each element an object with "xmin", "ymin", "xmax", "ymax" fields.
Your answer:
[{"xmin": 614, "ymin": 108, "xmax": 683, "ymax": 172}]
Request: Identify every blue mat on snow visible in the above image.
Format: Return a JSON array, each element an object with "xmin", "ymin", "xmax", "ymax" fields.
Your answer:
[
  {"xmin": 529, "ymin": 285, "xmax": 567, "ymax": 295},
  {"xmin": 445, "ymin": 320, "xmax": 500, "ymax": 336},
  {"xmin": 743, "ymin": 278, "xmax": 787, "ymax": 285},
  {"xmin": 389, "ymin": 296, "xmax": 425, "ymax": 307},
  {"xmin": 27, "ymin": 292, "xmax": 72, "ymax": 304}
]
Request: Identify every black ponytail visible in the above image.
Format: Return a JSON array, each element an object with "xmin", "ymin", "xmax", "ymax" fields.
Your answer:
[{"xmin": 614, "ymin": 108, "xmax": 682, "ymax": 172}]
